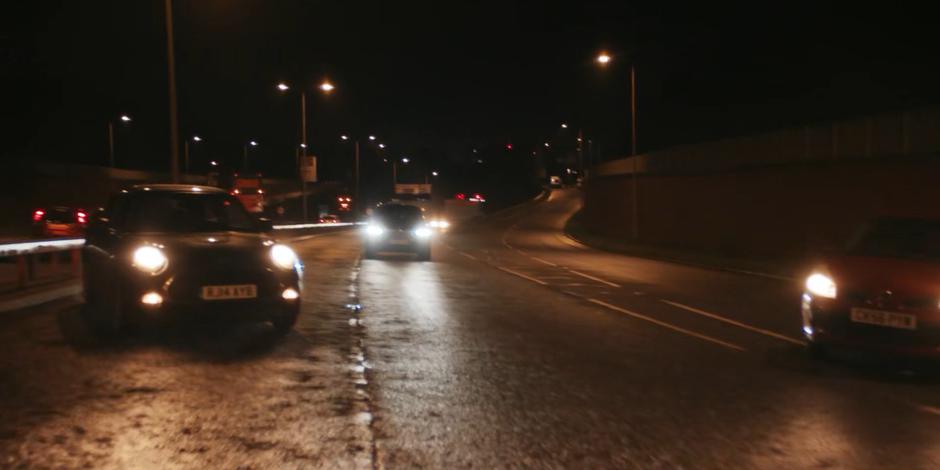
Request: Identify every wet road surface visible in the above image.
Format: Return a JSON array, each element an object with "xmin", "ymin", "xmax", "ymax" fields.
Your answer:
[{"xmin": 3, "ymin": 189, "xmax": 940, "ymax": 468}]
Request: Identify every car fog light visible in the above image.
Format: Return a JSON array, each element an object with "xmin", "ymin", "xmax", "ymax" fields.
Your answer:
[
  {"xmin": 282, "ymin": 288, "xmax": 300, "ymax": 300},
  {"xmin": 141, "ymin": 292, "xmax": 163, "ymax": 306}
]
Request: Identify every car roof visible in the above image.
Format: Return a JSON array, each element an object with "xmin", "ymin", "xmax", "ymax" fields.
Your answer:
[{"xmin": 127, "ymin": 184, "xmax": 226, "ymax": 194}]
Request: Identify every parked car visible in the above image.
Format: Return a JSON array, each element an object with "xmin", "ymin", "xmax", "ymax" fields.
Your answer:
[
  {"xmin": 318, "ymin": 214, "xmax": 340, "ymax": 224},
  {"xmin": 802, "ymin": 217, "xmax": 940, "ymax": 358},
  {"xmin": 82, "ymin": 184, "xmax": 302, "ymax": 335},
  {"xmin": 32, "ymin": 206, "xmax": 88, "ymax": 237}
]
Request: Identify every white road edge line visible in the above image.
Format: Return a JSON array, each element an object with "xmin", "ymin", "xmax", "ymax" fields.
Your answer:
[
  {"xmin": 567, "ymin": 269, "xmax": 620, "ymax": 288},
  {"xmin": 587, "ymin": 298, "xmax": 746, "ymax": 352},
  {"xmin": 530, "ymin": 256, "xmax": 558, "ymax": 267},
  {"xmin": 659, "ymin": 299, "xmax": 806, "ymax": 346},
  {"xmin": 459, "ymin": 252, "xmax": 478, "ymax": 261},
  {"xmin": 497, "ymin": 267, "xmax": 548, "ymax": 286},
  {"xmin": 913, "ymin": 403, "xmax": 940, "ymax": 417}
]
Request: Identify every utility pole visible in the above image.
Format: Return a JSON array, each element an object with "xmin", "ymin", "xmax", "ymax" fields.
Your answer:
[
  {"xmin": 300, "ymin": 91, "xmax": 308, "ymax": 223},
  {"xmin": 164, "ymin": 0, "xmax": 180, "ymax": 182},
  {"xmin": 354, "ymin": 140, "xmax": 360, "ymax": 212},
  {"xmin": 630, "ymin": 64, "xmax": 639, "ymax": 240},
  {"xmin": 108, "ymin": 121, "xmax": 115, "ymax": 168}
]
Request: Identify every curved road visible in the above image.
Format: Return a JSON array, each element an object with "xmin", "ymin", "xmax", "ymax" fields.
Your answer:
[{"xmin": 2, "ymin": 189, "xmax": 939, "ymax": 468}]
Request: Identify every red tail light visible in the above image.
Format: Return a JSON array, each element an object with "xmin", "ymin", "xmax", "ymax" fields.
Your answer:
[
  {"xmin": 76, "ymin": 210, "xmax": 88, "ymax": 224},
  {"xmin": 455, "ymin": 193, "xmax": 466, "ymax": 200},
  {"xmin": 33, "ymin": 209, "xmax": 45, "ymax": 222}
]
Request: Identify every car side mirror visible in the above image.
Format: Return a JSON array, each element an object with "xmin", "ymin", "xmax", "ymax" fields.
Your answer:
[{"xmin": 258, "ymin": 217, "xmax": 274, "ymax": 232}]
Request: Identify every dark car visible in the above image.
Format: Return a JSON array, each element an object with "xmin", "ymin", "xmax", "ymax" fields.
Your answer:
[
  {"xmin": 362, "ymin": 203, "xmax": 432, "ymax": 261},
  {"xmin": 82, "ymin": 184, "xmax": 302, "ymax": 334},
  {"xmin": 32, "ymin": 206, "xmax": 88, "ymax": 237},
  {"xmin": 802, "ymin": 217, "xmax": 940, "ymax": 358}
]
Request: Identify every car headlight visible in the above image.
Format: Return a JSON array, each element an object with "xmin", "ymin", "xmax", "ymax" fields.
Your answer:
[
  {"xmin": 270, "ymin": 244, "xmax": 298, "ymax": 270},
  {"xmin": 132, "ymin": 246, "xmax": 168, "ymax": 275},
  {"xmin": 805, "ymin": 273, "xmax": 837, "ymax": 299},
  {"xmin": 365, "ymin": 224, "xmax": 386, "ymax": 238},
  {"xmin": 413, "ymin": 226, "xmax": 432, "ymax": 238}
]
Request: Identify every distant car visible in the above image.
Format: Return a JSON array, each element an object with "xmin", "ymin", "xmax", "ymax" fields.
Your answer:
[
  {"xmin": 32, "ymin": 206, "xmax": 88, "ymax": 237},
  {"xmin": 362, "ymin": 203, "xmax": 432, "ymax": 261},
  {"xmin": 454, "ymin": 192, "xmax": 486, "ymax": 203},
  {"xmin": 231, "ymin": 175, "xmax": 265, "ymax": 213},
  {"xmin": 802, "ymin": 217, "xmax": 940, "ymax": 358},
  {"xmin": 318, "ymin": 214, "xmax": 340, "ymax": 224},
  {"xmin": 549, "ymin": 176, "xmax": 562, "ymax": 188},
  {"xmin": 82, "ymin": 185, "xmax": 302, "ymax": 335}
]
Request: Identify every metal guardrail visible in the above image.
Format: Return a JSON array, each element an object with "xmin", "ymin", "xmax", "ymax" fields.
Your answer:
[{"xmin": 0, "ymin": 223, "xmax": 359, "ymax": 292}]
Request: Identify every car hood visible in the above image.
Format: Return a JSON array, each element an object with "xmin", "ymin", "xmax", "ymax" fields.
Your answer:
[
  {"xmin": 823, "ymin": 254, "xmax": 940, "ymax": 297},
  {"xmin": 125, "ymin": 231, "xmax": 273, "ymax": 257}
]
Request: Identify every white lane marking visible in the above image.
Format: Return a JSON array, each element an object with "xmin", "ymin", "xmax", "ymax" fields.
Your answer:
[
  {"xmin": 912, "ymin": 403, "xmax": 940, "ymax": 417},
  {"xmin": 497, "ymin": 267, "xmax": 548, "ymax": 286},
  {"xmin": 567, "ymin": 269, "xmax": 621, "ymax": 288},
  {"xmin": 459, "ymin": 252, "xmax": 478, "ymax": 261},
  {"xmin": 587, "ymin": 298, "xmax": 746, "ymax": 352},
  {"xmin": 660, "ymin": 299, "xmax": 806, "ymax": 346},
  {"xmin": 557, "ymin": 234, "xmax": 589, "ymax": 250},
  {"xmin": 530, "ymin": 256, "xmax": 558, "ymax": 267}
]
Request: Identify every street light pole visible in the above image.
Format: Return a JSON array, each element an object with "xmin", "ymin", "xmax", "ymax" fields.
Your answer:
[
  {"xmin": 184, "ymin": 140, "xmax": 190, "ymax": 173},
  {"xmin": 629, "ymin": 63, "xmax": 639, "ymax": 240},
  {"xmin": 354, "ymin": 140, "xmax": 360, "ymax": 212},
  {"xmin": 164, "ymin": 0, "xmax": 180, "ymax": 183},
  {"xmin": 108, "ymin": 121, "xmax": 115, "ymax": 168},
  {"xmin": 300, "ymin": 91, "xmax": 308, "ymax": 223}
]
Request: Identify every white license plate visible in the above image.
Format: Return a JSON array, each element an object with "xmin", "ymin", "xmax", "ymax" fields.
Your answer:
[
  {"xmin": 850, "ymin": 308, "xmax": 917, "ymax": 330},
  {"xmin": 201, "ymin": 284, "xmax": 257, "ymax": 300}
]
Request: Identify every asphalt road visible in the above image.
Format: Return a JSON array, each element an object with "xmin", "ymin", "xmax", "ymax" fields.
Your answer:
[{"xmin": 2, "ymin": 189, "xmax": 940, "ymax": 468}]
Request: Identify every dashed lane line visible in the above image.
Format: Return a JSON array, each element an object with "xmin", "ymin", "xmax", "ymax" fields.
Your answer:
[
  {"xmin": 567, "ymin": 269, "xmax": 621, "ymax": 288},
  {"xmin": 587, "ymin": 298, "xmax": 746, "ymax": 352},
  {"xmin": 496, "ymin": 267, "xmax": 548, "ymax": 286},
  {"xmin": 659, "ymin": 299, "xmax": 806, "ymax": 346}
]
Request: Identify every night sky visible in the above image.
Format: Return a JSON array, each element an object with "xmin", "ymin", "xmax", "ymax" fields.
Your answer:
[{"xmin": 4, "ymin": 1, "xmax": 940, "ymax": 180}]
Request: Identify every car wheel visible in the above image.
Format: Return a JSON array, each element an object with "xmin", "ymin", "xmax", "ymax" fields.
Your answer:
[{"xmin": 271, "ymin": 312, "xmax": 298, "ymax": 334}]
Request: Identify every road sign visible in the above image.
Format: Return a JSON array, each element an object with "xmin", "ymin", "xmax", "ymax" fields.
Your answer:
[{"xmin": 301, "ymin": 156, "xmax": 317, "ymax": 182}]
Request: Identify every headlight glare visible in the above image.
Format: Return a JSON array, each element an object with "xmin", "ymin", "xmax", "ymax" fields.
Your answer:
[
  {"xmin": 132, "ymin": 246, "xmax": 168, "ymax": 274},
  {"xmin": 806, "ymin": 273, "xmax": 837, "ymax": 299},
  {"xmin": 365, "ymin": 224, "xmax": 385, "ymax": 238},
  {"xmin": 414, "ymin": 226, "xmax": 432, "ymax": 238},
  {"xmin": 270, "ymin": 244, "xmax": 298, "ymax": 269}
]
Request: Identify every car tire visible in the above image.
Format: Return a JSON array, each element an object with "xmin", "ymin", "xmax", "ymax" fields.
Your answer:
[{"xmin": 272, "ymin": 312, "xmax": 298, "ymax": 334}]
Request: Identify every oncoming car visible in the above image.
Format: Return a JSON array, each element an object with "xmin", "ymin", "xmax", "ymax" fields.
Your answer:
[
  {"xmin": 362, "ymin": 203, "xmax": 432, "ymax": 261},
  {"xmin": 802, "ymin": 217, "xmax": 940, "ymax": 358},
  {"xmin": 82, "ymin": 184, "xmax": 302, "ymax": 335}
]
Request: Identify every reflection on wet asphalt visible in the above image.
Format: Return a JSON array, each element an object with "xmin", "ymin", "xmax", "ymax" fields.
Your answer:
[
  {"xmin": 2, "ymin": 193, "xmax": 940, "ymax": 468},
  {"xmin": 0, "ymin": 233, "xmax": 373, "ymax": 469}
]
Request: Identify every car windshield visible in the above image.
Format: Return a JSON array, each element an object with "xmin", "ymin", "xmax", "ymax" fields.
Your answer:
[
  {"xmin": 117, "ymin": 192, "xmax": 260, "ymax": 233},
  {"xmin": 45, "ymin": 208, "xmax": 73, "ymax": 223},
  {"xmin": 847, "ymin": 218, "xmax": 940, "ymax": 261},
  {"xmin": 374, "ymin": 204, "xmax": 422, "ymax": 225}
]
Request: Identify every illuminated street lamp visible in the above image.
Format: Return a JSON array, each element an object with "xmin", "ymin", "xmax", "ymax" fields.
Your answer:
[
  {"xmin": 243, "ymin": 140, "xmax": 258, "ymax": 170},
  {"xmin": 544, "ymin": 142, "xmax": 550, "ymax": 148},
  {"xmin": 431, "ymin": 170, "xmax": 439, "ymax": 176},
  {"xmin": 596, "ymin": 48, "xmax": 639, "ymax": 239},
  {"xmin": 276, "ymin": 79, "xmax": 336, "ymax": 221},
  {"xmin": 378, "ymin": 143, "xmax": 386, "ymax": 149},
  {"xmin": 340, "ymin": 135, "xmax": 349, "ymax": 141},
  {"xmin": 368, "ymin": 135, "xmax": 376, "ymax": 141},
  {"xmin": 108, "ymin": 114, "xmax": 133, "ymax": 168},
  {"xmin": 561, "ymin": 123, "xmax": 568, "ymax": 129},
  {"xmin": 184, "ymin": 134, "xmax": 203, "ymax": 173},
  {"xmin": 401, "ymin": 157, "xmax": 410, "ymax": 164}
]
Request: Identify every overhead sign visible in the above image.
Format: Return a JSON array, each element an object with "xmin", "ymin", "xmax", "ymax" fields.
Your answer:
[
  {"xmin": 301, "ymin": 156, "xmax": 317, "ymax": 183},
  {"xmin": 395, "ymin": 183, "xmax": 431, "ymax": 195}
]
